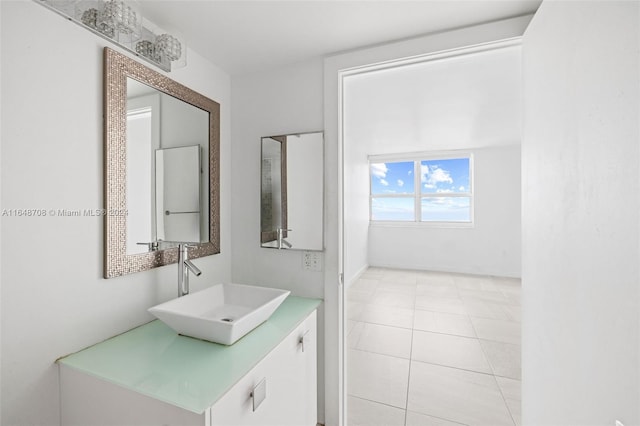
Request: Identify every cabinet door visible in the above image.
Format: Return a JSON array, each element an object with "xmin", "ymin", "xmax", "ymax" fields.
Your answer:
[{"xmin": 209, "ymin": 311, "xmax": 317, "ymax": 426}]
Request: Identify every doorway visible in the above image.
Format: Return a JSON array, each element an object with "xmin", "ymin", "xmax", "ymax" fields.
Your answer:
[{"xmin": 338, "ymin": 39, "xmax": 523, "ymax": 425}]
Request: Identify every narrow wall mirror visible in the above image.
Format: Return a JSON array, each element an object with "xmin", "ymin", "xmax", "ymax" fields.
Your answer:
[
  {"xmin": 261, "ymin": 132, "xmax": 323, "ymax": 251},
  {"xmin": 104, "ymin": 47, "xmax": 220, "ymax": 278}
]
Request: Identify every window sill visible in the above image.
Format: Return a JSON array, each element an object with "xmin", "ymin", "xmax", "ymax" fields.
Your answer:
[{"xmin": 369, "ymin": 221, "xmax": 474, "ymax": 229}]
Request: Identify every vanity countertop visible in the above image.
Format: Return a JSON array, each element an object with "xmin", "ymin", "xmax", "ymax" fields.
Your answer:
[{"xmin": 58, "ymin": 295, "xmax": 322, "ymax": 414}]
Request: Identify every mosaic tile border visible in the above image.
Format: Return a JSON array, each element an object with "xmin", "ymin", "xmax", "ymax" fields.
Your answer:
[{"xmin": 104, "ymin": 47, "xmax": 220, "ymax": 278}]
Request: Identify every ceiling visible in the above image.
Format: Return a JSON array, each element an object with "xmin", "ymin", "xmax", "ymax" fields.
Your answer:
[{"xmin": 139, "ymin": 1, "xmax": 542, "ymax": 76}]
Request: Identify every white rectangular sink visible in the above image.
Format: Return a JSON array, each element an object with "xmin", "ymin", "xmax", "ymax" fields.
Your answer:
[{"xmin": 148, "ymin": 283, "xmax": 290, "ymax": 345}]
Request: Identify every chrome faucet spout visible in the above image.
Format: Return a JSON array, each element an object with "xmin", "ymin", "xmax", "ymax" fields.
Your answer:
[
  {"xmin": 184, "ymin": 259, "xmax": 202, "ymax": 276},
  {"xmin": 177, "ymin": 243, "xmax": 201, "ymax": 297},
  {"xmin": 276, "ymin": 228, "xmax": 293, "ymax": 249}
]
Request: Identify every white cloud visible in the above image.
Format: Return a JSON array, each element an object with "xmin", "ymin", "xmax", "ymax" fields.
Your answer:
[
  {"xmin": 370, "ymin": 163, "xmax": 388, "ymax": 178},
  {"xmin": 397, "ymin": 179, "xmax": 404, "ymax": 187},
  {"xmin": 459, "ymin": 186, "xmax": 465, "ymax": 191},
  {"xmin": 380, "ymin": 179, "xmax": 389, "ymax": 186},
  {"xmin": 421, "ymin": 164, "xmax": 453, "ymax": 189}
]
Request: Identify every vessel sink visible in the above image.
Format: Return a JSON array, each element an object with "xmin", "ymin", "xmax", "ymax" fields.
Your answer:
[{"xmin": 148, "ymin": 283, "xmax": 290, "ymax": 345}]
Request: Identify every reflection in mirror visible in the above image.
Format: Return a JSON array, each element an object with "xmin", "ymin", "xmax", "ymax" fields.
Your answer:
[
  {"xmin": 126, "ymin": 79, "xmax": 209, "ymax": 255},
  {"xmin": 261, "ymin": 132, "xmax": 323, "ymax": 251},
  {"xmin": 260, "ymin": 136, "xmax": 286, "ymax": 245},
  {"xmin": 104, "ymin": 47, "xmax": 219, "ymax": 278},
  {"xmin": 155, "ymin": 146, "xmax": 203, "ymax": 242}
]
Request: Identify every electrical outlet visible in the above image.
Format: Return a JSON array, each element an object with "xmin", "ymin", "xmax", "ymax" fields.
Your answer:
[
  {"xmin": 303, "ymin": 251, "xmax": 322, "ymax": 271},
  {"xmin": 616, "ymin": 421, "xmax": 624, "ymax": 426}
]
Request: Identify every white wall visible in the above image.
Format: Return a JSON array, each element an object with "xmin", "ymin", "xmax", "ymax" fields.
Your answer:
[
  {"xmin": 230, "ymin": 59, "xmax": 324, "ymax": 308},
  {"xmin": 342, "ymin": 147, "xmax": 370, "ymax": 285},
  {"xmin": 522, "ymin": 1, "xmax": 639, "ymax": 425},
  {"xmin": 344, "ymin": 44, "xmax": 522, "ymax": 279},
  {"xmin": 230, "ymin": 58, "xmax": 325, "ymax": 422},
  {"xmin": 0, "ymin": 2, "xmax": 232, "ymax": 425}
]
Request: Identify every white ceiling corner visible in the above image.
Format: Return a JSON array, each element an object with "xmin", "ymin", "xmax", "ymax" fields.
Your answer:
[{"xmin": 138, "ymin": 0, "xmax": 542, "ymax": 75}]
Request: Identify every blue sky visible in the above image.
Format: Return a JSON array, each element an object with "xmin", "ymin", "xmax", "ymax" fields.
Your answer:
[
  {"xmin": 420, "ymin": 158, "xmax": 470, "ymax": 194},
  {"xmin": 370, "ymin": 158, "xmax": 471, "ymax": 221},
  {"xmin": 370, "ymin": 161, "xmax": 415, "ymax": 194},
  {"xmin": 370, "ymin": 158, "xmax": 470, "ymax": 194}
]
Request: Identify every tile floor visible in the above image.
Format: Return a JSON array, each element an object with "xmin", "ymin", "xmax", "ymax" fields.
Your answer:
[{"xmin": 347, "ymin": 267, "xmax": 521, "ymax": 426}]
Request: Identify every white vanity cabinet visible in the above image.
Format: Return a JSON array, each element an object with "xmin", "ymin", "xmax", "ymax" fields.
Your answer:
[
  {"xmin": 59, "ymin": 297, "xmax": 319, "ymax": 426},
  {"xmin": 208, "ymin": 311, "xmax": 316, "ymax": 426}
]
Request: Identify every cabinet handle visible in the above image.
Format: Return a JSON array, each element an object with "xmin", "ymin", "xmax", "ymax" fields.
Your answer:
[
  {"xmin": 299, "ymin": 330, "xmax": 310, "ymax": 352},
  {"xmin": 250, "ymin": 378, "xmax": 267, "ymax": 412}
]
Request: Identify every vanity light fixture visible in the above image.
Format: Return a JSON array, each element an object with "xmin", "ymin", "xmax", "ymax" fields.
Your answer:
[{"xmin": 36, "ymin": 0, "xmax": 186, "ymax": 72}]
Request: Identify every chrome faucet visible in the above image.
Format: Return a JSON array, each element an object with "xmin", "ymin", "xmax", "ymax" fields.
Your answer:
[
  {"xmin": 276, "ymin": 228, "xmax": 293, "ymax": 249},
  {"xmin": 177, "ymin": 243, "xmax": 202, "ymax": 297}
]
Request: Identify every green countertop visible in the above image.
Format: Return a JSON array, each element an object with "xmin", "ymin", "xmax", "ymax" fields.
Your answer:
[{"xmin": 58, "ymin": 296, "xmax": 322, "ymax": 414}]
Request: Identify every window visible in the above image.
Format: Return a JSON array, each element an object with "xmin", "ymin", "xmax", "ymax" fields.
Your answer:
[{"xmin": 370, "ymin": 154, "xmax": 473, "ymax": 224}]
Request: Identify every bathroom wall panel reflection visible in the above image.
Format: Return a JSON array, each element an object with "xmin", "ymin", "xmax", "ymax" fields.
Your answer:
[
  {"xmin": 126, "ymin": 78, "xmax": 209, "ymax": 255},
  {"xmin": 260, "ymin": 132, "xmax": 323, "ymax": 251}
]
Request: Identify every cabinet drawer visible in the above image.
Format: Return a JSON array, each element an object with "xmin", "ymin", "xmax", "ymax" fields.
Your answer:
[{"xmin": 209, "ymin": 311, "xmax": 317, "ymax": 426}]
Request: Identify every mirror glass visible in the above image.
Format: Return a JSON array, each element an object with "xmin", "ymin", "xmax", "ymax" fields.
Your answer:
[
  {"xmin": 104, "ymin": 47, "xmax": 220, "ymax": 278},
  {"xmin": 261, "ymin": 132, "xmax": 323, "ymax": 250},
  {"xmin": 126, "ymin": 79, "xmax": 209, "ymax": 254}
]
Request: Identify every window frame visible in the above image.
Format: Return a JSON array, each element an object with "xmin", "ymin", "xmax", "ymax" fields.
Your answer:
[{"xmin": 369, "ymin": 151, "xmax": 474, "ymax": 227}]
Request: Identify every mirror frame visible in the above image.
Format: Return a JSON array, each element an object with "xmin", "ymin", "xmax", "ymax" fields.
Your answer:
[
  {"xmin": 260, "ymin": 135, "xmax": 288, "ymax": 244},
  {"xmin": 103, "ymin": 47, "xmax": 220, "ymax": 278}
]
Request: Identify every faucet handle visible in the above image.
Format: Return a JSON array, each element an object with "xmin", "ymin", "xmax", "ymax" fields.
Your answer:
[
  {"xmin": 137, "ymin": 241, "xmax": 159, "ymax": 251},
  {"xmin": 276, "ymin": 228, "xmax": 293, "ymax": 239},
  {"xmin": 160, "ymin": 241, "xmax": 200, "ymax": 249},
  {"xmin": 176, "ymin": 243, "xmax": 199, "ymax": 256}
]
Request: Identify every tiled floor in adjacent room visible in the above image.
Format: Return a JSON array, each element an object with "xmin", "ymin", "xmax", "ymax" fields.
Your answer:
[{"xmin": 347, "ymin": 267, "xmax": 521, "ymax": 426}]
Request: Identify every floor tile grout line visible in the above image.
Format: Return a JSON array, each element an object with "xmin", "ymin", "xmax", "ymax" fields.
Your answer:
[
  {"xmin": 473, "ymin": 307, "xmax": 518, "ymax": 426},
  {"xmin": 349, "ymin": 346, "xmax": 412, "ymax": 361},
  {"xmin": 350, "ymin": 345, "xmax": 519, "ymax": 380},
  {"xmin": 398, "ymin": 306, "xmax": 522, "ymax": 323},
  {"xmin": 403, "ymin": 276, "xmax": 418, "ymax": 426},
  {"xmin": 407, "ymin": 410, "xmax": 471, "ymax": 426},
  {"xmin": 355, "ymin": 320, "xmax": 413, "ymax": 330},
  {"xmin": 492, "ymin": 372, "xmax": 518, "ymax": 426},
  {"xmin": 412, "ymin": 328, "xmax": 478, "ymax": 340},
  {"xmin": 350, "ymin": 322, "xmax": 365, "ymax": 349},
  {"xmin": 347, "ymin": 394, "xmax": 407, "ymax": 412},
  {"xmin": 409, "ymin": 357, "xmax": 502, "ymax": 380},
  {"xmin": 355, "ymin": 319, "xmax": 414, "ymax": 332},
  {"xmin": 463, "ymin": 276, "xmax": 518, "ymax": 425}
]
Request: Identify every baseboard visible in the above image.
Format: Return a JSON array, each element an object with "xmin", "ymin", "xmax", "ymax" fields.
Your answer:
[
  {"xmin": 367, "ymin": 262, "xmax": 521, "ymax": 279},
  {"xmin": 345, "ymin": 263, "xmax": 369, "ymax": 288}
]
